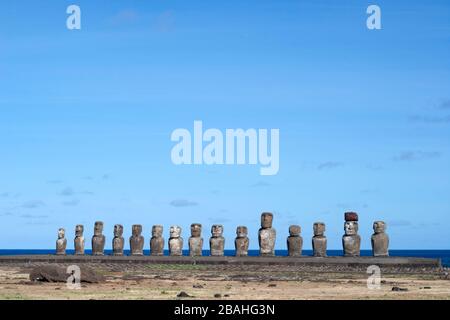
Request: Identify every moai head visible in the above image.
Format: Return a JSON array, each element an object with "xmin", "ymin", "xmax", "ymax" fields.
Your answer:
[
  {"xmin": 344, "ymin": 212, "xmax": 359, "ymax": 236},
  {"xmin": 313, "ymin": 222, "xmax": 325, "ymax": 236},
  {"xmin": 94, "ymin": 221, "xmax": 104, "ymax": 236},
  {"xmin": 373, "ymin": 221, "xmax": 386, "ymax": 234},
  {"xmin": 261, "ymin": 212, "xmax": 273, "ymax": 229},
  {"xmin": 114, "ymin": 224, "xmax": 123, "ymax": 237},
  {"xmin": 211, "ymin": 224, "xmax": 224, "ymax": 237},
  {"xmin": 170, "ymin": 225, "xmax": 181, "ymax": 238},
  {"xmin": 344, "ymin": 221, "xmax": 359, "ymax": 236},
  {"xmin": 191, "ymin": 223, "xmax": 202, "ymax": 237},
  {"xmin": 152, "ymin": 225, "xmax": 163, "ymax": 237},
  {"xmin": 58, "ymin": 228, "xmax": 65, "ymax": 239},
  {"xmin": 132, "ymin": 224, "xmax": 142, "ymax": 236},
  {"xmin": 75, "ymin": 224, "xmax": 84, "ymax": 237},
  {"xmin": 289, "ymin": 225, "xmax": 301, "ymax": 236},
  {"xmin": 236, "ymin": 226, "xmax": 248, "ymax": 238}
]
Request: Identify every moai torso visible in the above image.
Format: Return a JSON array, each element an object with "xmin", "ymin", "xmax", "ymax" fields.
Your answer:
[
  {"xmin": 371, "ymin": 221, "xmax": 389, "ymax": 257},
  {"xmin": 56, "ymin": 228, "xmax": 67, "ymax": 255},
  {"xmin": 258, "ymin": 212, "xmax": 276, "ymax": 256},
  {"xmin": 209, "ymin": 224, "xmax": 225, "ymax": 256},
  {"xmin": 74, "ymin": 224, "xmax": 85, "ymax": 255},
  {"xmin": 189, "ymin": 223, "xmax": 203, "ymax": 256},
  {"xmin": 235, "ymin": 226, "xmax": 249, "ymax": 257},
  {"xmin": 312, "ymin": 222, "xmax": 327, "ymax": 257},
  {"xmin": 92, "ymin": 221, "xmax": 105, "ymax": 256},
  {"xmin": 169, "ymin": 225, "xmax": 183, "ymax": 256},
  {"xmin": 112, "ymin": 224, "xmax": 124, "ymax": 256},
  {"xmin": 343, "ymin": 233, "xmax": 361, "ymax": 257},
  {"xmin": 150, "ymin": 225, "xmax": 164, "ymax": 256},
  {"xmin": 287, "ymin": 225, "xmax": 303, "ymax": 257},
  {"xmin": 342, "ymin": 212, "xmax": 361, "ymax": 257},
  {"xmin": 130, "ymin": 224, "xmax": 144, "ymax": 255}
]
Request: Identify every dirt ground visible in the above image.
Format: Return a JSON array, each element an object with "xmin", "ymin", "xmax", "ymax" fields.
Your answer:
[{"xmin": 0, "ymin": 264, "xmax": 449, "ymax": 300}]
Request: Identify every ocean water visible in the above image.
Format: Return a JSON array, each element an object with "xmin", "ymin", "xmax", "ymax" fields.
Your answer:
[{"xmin": 0, "ymin": 249, "xmax": 448, "ymax": 267}]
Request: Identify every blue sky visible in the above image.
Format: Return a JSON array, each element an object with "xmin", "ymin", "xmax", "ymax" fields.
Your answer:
[{"xmin": 0, "ymin": 0, "xmax": 449, "ymax": 250}]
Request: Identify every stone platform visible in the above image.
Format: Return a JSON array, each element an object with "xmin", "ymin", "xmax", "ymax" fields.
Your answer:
[{"xmin": 0, "ymin": 255, "xmax": 441, "ymax": 268}]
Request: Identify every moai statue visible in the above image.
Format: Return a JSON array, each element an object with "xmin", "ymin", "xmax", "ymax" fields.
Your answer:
[
  {"xmin": 74, "ymin": 224, "xmax": 85, "ymax": 255},
  {"xmin": 189, "ymin": 223, "xmax": 203, "ymax": 256},
  {"xmin": 287, "ymin": 225, "xmax": 303, "ymax": 257},
  {"xmin": 371, "ymin": 221, "xmax": 389, "ymax": 257},
  {"xmin": 235, "ymin": 226, "xmax": 249, "ymax": 257},
  {"xmin": 56, "ymin": 228, "xmax": 67, "ymax": 255},
  {"xmin": 92, "ymin": 221, "xmax": 105, "ymax": 256},
  {"xmin": 342, "ymin": 212, "xmax": 361, "ymax": 257},
  {"xmin": 258, "ymin": 212, "xmax": 276, "ymax": 256},
  {"xmin": 168, "ymin": 225, "xmax": 183, "ymax": 256},
  {"xmin": 150, "ymin": 225, "xmax": 164, "ymax": 256},
  {"xmin": 209, "ymin": 224, "xmax": 225, "ymax": 256},
  {"xmin": 130, "ymin": 224, "xmax": 144, "ymax": 256},
  {"xmin": 312, "ymin": 222, "xmax": 327, "ymax": 257},
  {"xmin": 112, "ymin": 224, "xmax": 124, "ymax": 256}
]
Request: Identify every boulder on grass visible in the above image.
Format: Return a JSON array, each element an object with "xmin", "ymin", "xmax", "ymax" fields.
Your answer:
[{"xmin": 29, "ymin": 265, "xmax": 105, "ymax": 283}]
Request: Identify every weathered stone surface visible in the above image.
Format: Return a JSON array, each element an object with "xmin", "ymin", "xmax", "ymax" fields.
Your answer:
[
  {"xmin": 345, "ymin": 212, "xmax": 359, "ymax": 222},
  {"xmin": 29, "ymin": 265, "xmax": 105, "ymax": 283},
  {"xmin": 10, "ymin": 255, "xmax": 440, "ymax": 269},
  {"xmin": 289, "ymin": 225, "xmax": 301, "ymax": 236},
  {"xmin": 371, "ymin": 221, "xmax": 389, "ymax": 257},
  {"xmin": 92, "ymin": 221, "xmax": 105, "ymax": 256},
  {"xmin": 209, "ymin": 224, "xmax": 225, "ymax": 256},
  {"xmin": 74, "ymin": 224, "xmax": 85, "ymax": 255},
  {"xmin": 258, "ymin": 212, "xmax": 276, "ymax": 256},
  {"xmin": 189, "ymin": 223, "xmax": 203, "ymax": 257},
  {"xmin": 312, "ymin": 222, "xmax": 327, "ymax": 257},
  {"xmin": 56, "ymin": 228, "xmax": 67, "ymax": 255},
  {"xmin": 343, "ymin": 220, "xmax": 361, "ymax": 257},
  {"xmin": 287, "ymin": 225, "xmax": 303, "ymax": 257},
  {"xmin": 150, "ymin": 225, "xmax": 164, "ymax": 256},
  {"xmin": 130, "ymin": 224, "xmax": 144, "ymax": 256},
  {"xmin": 235, "ymin": 226, "xmax": 249, "ymax": 257},
  {"xmin": 169, "ymin": 225, "xmax": 183, "ymax": 256},
  {"xmin": 112, "ymin": 224, "xmax": 124, "ymax": 256}
]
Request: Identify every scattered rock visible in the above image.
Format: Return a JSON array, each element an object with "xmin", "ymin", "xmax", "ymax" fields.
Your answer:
[
  {"xmin": 268, "ymin": 283, "xmax": 277, "ymax": 287},
  {"xmin": 29, "ymin": 265, "xmax": 105, "ymax": 283},
  {"xmin": 193, "ymin": 284, "xmax": 204, "ymax": 289},
  {"xmin": 177, "ymin": 291, "xmax": 191, "ymax": 298},
  {"xmin": 214, "ymin": 293, "xmax": 222, "ymax": 298},
  {"xmin": 224, "ymin": 294, "xmax": 230, "ymax": 297},
  {"xmin": 392, "ymin": 286, "xmax": 408, "ymax": 292},
  {"xmin": 420, "ymin": 286, "xmax": 431, "ymax": 289}
]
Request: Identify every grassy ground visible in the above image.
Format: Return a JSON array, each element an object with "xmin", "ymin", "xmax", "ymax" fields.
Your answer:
[{"xmin": 0, "ymin": 264, "xmax": 449, "ymax": 300}]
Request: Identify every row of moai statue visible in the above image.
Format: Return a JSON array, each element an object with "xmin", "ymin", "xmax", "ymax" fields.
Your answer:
[
  {"xmin": 56, "ymin": 212, "xmax": 389, "ymax": 257},
  {"xmin": 56, "ymin": 222, "xmax": 245, "ymax": 256}
]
